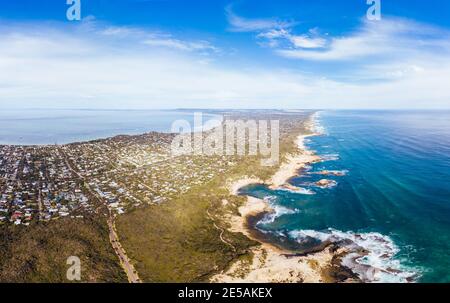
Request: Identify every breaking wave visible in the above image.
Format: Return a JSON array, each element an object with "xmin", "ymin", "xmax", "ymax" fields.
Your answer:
[
  {"xmin": 258, "ymin": 196, "xmax": 300, "ymax": 224},
  {"xmin": 312, "ymin": 112, "xmax": 327, "ymax": 135},
  {"xmin": 288, "ymin": 228, "xmax": 420, "ymax": 283},
  {"xmin": 308, "ymin": 169, "xmax": 348, "ymax": 176},
  {"xmin": 321, "ymin": 154, "xmax": 340, "ymax": 162},
  {"xmin": 277, "ymin": 186, "xmax": 316, "ymax": 195}
]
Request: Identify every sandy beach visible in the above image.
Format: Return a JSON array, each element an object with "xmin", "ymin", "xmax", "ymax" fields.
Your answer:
[
  {"xmin": 210, "ymin": 110, "xmax": 425, "ymax": 284},
  {"xmin": 212, "ymin": 192, "xmax": 339, "ymax": 283},
  {"xmin": 269, "ymin": 114, "xmax": 322, "ymax": 188},
  {"xmin": 268, "ymin": 134, "xmax": 321, "ymax": 189},
  {"xmin": 211, "ymin": 113, "xmax": 345, "ymax": 283},
  {"xmin": 227, "ymin": 177, "xmax": 264, "ymax": 196}
]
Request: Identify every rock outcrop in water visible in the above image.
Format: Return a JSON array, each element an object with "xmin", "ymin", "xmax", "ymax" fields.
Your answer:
[{"xmin": 315, "ymin": 179, "xmax": 338, "ymax": 188}]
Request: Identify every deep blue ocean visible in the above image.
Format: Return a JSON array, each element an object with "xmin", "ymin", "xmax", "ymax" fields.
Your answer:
[
  {"xmin": 0, "ymin": 109, "xmax": 220, "ymax": 145},
  {"xmin": 241, "ymin": 111, "xmax": 450, "ymax": 283}
]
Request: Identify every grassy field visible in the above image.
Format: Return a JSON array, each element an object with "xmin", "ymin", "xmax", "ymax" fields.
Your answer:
[{"xmin": 116, "ymin": 112, "xmax": 312, "ymax": 282}]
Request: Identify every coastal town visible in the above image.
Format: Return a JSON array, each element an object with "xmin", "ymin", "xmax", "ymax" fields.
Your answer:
[
  {"xmin": 0, "ymin": 145, "xmax": 91, "ymax": 226},
  {"xmin": 0, "ymin": 111, "xmax": 309, "ymax": 227},
  {"xmin": 1, "ymin": 111, "xmax": 336, "ymax": 284},
  {"xmin": 0, "ymin": 129, "xmax": 239, "ymax": 226}
]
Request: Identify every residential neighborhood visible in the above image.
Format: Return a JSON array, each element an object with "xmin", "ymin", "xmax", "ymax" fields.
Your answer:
[{"xmin": 0, "ymin": 130, "xmax": 239, "ymax": 226}]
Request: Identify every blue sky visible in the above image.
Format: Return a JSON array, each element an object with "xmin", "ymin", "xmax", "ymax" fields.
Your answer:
[{"xmin": 0, "ymin": 0, "xmax": 450, "ymax": 109}]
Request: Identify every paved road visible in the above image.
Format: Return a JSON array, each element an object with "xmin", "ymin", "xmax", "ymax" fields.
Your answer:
[
  {"xmin": 61, "ymin": 148, "xmax": 141, "ymax": 283},
  {"xmin": 107, "ymin": 214, "xmax": 141, "ymax": 283},
  {"xmin": 38, "ymin": 188, "xmax": 42, "ymax": 220}
]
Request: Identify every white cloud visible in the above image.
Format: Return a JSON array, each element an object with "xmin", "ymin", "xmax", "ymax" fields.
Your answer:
[
  {"xmin": 225, "ymin": 5, "xmax": 294, "ymax": 32},
  {"xmin": 98, "ymin": 25, "xmax": 219, "ymax": 53},
  {"xmin": 0, "ymin": 19, "xmax": 449, "ymax": 110},
  {"xmin": 98, "ymin": 24, "xmax": 218, "ymax": 53},
  {"xmin": 0, "ymin": 22, "xmax": 311, "ymax": 109},
  {"xmin": 143, "ymin": 34, "xmax": 218, "ymax": 53},
  {"xmin": 100, "ymin": 26, "xmax": 145, "ymax": 37},
  {"xmin": 289, "ymin": 35, "xmax": 327, "ymax": 49},
  {"xmin": 258, "ymin": 28, "xmax": 327, "ymax": 49},
  {"xmin": 276, "ymin": 18, "xmax": 450, "ymax": 61},
  {"xmin": 226, "ymin": 6, "xmax": 328, "ymax": 51},
  {"xmin": 257, "ymin": 29, "xmax": 289, "ymax": 40}
]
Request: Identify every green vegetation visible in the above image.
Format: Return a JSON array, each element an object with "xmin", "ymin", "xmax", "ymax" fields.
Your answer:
[
  {"xmin": 117, "ymin": 113, "xmax": 312, "ymax": 282},
  {"xmin": 0, "ymin": 111, "xmax": 312, "ymax": 283},
  {"xmin": 117, "ymin": 175, "xmax": 259, "ymax": 282},
  {"xmin": 0, "ymin": 215, "xmax": 127, "ymax": 283}
]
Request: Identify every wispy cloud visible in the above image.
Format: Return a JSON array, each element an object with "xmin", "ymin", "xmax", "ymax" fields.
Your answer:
[
  {"xmin": 232, "ymin": 10, "xmax": 450, "ymax": 89},
  {"xmin": 0, "ymin": 21, "xmax": 310, "ymax": 109},
  {"xmin": 100, "ymin": 25, "xmax": 219, "ymax": 54},
  {"xmin": 1, "ymin": 19, "xmax": 450, "ymax": 109},
  {"xmin": 225, "ymin": 5, "xmax": 294, "ymax": 32},
  {"xmin": 258, "ymin": 28, "xmax": 327, "ymax": 49},
  {"xmin": 225, "ymin": 5, "xmax": 327, "ymax": 50},
  {"xmin": 143, "ymin": 33, "xmax": 218, "ymax": 53},
  {"xmin": 268, "ymin": 18, "xmax": 450, "ymax": 63}
]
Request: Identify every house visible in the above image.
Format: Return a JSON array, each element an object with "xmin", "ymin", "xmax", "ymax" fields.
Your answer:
[{"xmin": 11, "ymin": 211, "xmax": 23, "ymax": 221}]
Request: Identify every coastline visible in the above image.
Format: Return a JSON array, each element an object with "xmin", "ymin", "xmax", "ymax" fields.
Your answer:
[
  {"xmin": 269, "ymin": 113, "xmax": 321, "ymax": 189},
  {"xmin": 268, "ymin": 133, "xmax": 321, "ymax": 189},
  {"xmin": 227, "ymin": 178, "xmax": 264, "ymax": 196},
  {"xmin": 213, "ymin": 111, "xmax": 419, "ymax": 283},
  {"xmin": 212, "ymin": 193, "xmax": 339, "ymax": 282},
  {"xmin": 211, "ymin": 113, "xmax": 349, "ymax": 283},
  {"xmin": 224, "ymin": 113, "xmax": 323, "ymax": 245}
]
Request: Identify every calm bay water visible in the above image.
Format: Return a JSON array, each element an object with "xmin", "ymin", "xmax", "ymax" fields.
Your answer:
[
  {"xmin": 0, "ymin": 109, "xmax": 219, "ymax": 145},
  {"xmin": 241, "ymin": 110, "xmax": 450, "ymax": 282}
]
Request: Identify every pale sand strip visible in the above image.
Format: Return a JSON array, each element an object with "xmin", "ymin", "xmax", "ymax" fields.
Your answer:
[
  {"xmin": 212, "ymin": 192, "xmax": 334, "ymax": 283},
  {"xmin": 212, "ymin": 113, "xmax": 336, "ymax": 283},
  {"xmin": 268, "ymin": 134, "xmax": 321, "ymax": 189},
  {"xmin": 227, "ymin": 177, "xmax": 264, "ymax": 196},
  {"xmin": 269, "ymin": 112, "xmax": 322, "ymax": 188}
]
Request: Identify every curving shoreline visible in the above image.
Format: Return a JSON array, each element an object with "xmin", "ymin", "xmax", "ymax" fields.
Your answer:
[
  {"xmin": 268, "ymin": 133, "xmax": 321, "ymax": 189},
  {"xmin": 211, "ymin": 114, "xmax": 350, "ymax": 283},
  {"xmin": 214, "ymin": 112, "xmax": 418, "ymax": 283}
]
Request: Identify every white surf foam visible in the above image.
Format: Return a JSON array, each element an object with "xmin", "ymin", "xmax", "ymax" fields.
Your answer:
[
  {"xmin": 288, "ymin": 228, "xmax": 419, "ymax": 283},
  {"xmin": 321, "ymin": 154, "xmax": 340, "ymax": 162},
  {"xmin": 277, "ymin": 186, "xmax": 316, "ymax": 195},
  {"xmin": 311, "ymin": 112, "xmax": 327, "ymax": 135},
  {"xmin": 309, "ymin": 170, "xmax": 348, "ymax": 176},
  {"xmin": 258, "ymin": 196, "xmax": 300, "ymax": 224}
]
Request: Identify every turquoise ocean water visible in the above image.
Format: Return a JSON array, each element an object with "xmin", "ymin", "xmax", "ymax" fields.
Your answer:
[{"xmin": 240, "ymin": 111, "xmax": 450, "ymax": 283}]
